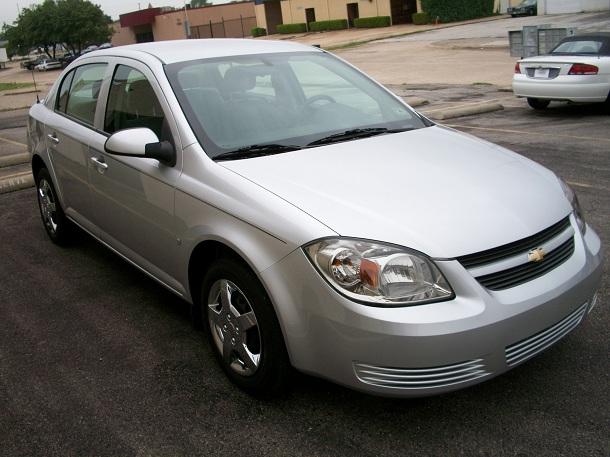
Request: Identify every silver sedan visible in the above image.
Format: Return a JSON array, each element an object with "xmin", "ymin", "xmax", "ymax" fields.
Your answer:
[{"xmin": 28, "ymin": 39, "xmax": 602, "ymax": 397}]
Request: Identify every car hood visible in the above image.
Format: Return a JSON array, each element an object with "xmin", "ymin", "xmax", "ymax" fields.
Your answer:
[{"xmin": 221, "ymin": 126, "xmax": 571, "ymax": 258}]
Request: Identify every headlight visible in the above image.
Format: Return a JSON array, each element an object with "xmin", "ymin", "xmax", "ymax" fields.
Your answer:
[
  {"xmin": 303, "ymin": 238, "xmax": 453, "ymax": 306},
  {"xmin": 559, "ymin": 178, "xmax": 586, "ymax": 234}
]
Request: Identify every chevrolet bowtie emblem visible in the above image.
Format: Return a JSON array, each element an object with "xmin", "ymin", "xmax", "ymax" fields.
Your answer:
[{"xmin": 528, "ymin": 247, "xmax": 546, "ymax": 263}]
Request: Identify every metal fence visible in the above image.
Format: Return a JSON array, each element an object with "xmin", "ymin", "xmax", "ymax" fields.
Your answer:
[{"xmin": 190, "ymin": 15, "xmax": 258, "ymax": 39}]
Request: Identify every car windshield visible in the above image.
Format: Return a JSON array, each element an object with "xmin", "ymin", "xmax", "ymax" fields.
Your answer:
[
  {"xmin": 165, "ymin": 52, "xmax": 427, "ymax": 158},
  {"xmin": 519, "ymin": 0, "xmax": 536, "ymax": 6},
  {"xmin": 551, "ymin": 40, "xmax": 603, "ymax": 55}
]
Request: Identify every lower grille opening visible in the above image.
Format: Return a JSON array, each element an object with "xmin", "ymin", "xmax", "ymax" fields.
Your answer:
[
  {"xmin": 353, "ymin": 359, "xmax": 491, "ymax": 390},
  {"xmin": 505, "ymin": 302, "xmax": 588, "ymax": 367}
]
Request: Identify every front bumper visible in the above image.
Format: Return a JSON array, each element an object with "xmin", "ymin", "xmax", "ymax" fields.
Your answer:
[
  {"xmin": 513, "ymin": 74, "xmax": 610, "ymax": 103},
  {"xmin": 260, "ymin": 220, "xmax": 603, "ymax": 397}
]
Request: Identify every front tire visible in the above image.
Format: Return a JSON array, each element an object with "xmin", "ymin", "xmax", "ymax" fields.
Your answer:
[
  {"xmin": 200, "ymin": 258, "xmax": 291, "ymax": 397},
  {"xmin": 527, "ymin": 98, "xmax": 550, "ymax": 110},
  {"xmin": 35, "ymin": 167, "xmax": 71, "ymax": 244}
]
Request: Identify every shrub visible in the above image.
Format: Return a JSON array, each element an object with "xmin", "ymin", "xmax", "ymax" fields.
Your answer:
[
  {"xmin": 420, "ymin": 0, "xmax": 494, "ymax": 23},
  {"xmin": 411, "ymin": 12, "xmax": 430, "ymax": 25},
  {"xmin": 309, "ymin": 19, "xmax": 348, "ymax": 32},
  {"xmin": 251, "ymin": 27, "xmax": 266, "ymax": 37},
  {"xmin": 353, "ymin": 16, "xmax": 391, "ymax": 28},
  {"xmin": 276, "ymin": 23, "xmax": 307, "ymax": 34}
]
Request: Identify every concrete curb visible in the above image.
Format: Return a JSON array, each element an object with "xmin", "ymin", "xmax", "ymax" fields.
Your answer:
[
  {"xmin": 0, "ymin": 171, "xmax": 34, "ymax": 194},
  {"xmin": 405, "ymin": 97, "xmax": 429, "ymax": 107},
  {"xmin": 428, "ymin": 102, "xmax": 504, "ymax": 120},
  {"xmin": 0, "ymin": 152, "xmax": 30, "ymax": 168}
]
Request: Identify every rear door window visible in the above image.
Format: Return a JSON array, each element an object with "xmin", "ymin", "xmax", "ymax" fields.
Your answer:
[{"xmin": 65, "ymin": 63, "xmax": 107, "ymax": 126}]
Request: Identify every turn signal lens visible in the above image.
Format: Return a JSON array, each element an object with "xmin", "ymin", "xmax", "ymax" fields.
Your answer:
[
  {"xmin": 514, "ymin": 62, "xmax": 521, "ymax": 74},
  {"xmin": 568, "ymin": 63, "xmax": 598, "ymax": 75},
  {"xmin": 304, "ymin": 238, "xmax": 453, "ymax": 306}
]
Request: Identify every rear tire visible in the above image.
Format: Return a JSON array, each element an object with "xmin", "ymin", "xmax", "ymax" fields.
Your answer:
[
  {"xmin": 200, "ymin": 258, "xmax": 291, "ymax": 397},
  {"xmin": 527, "ymin": 98, "xmax": 550, "ymax": 110},
  {"xmin": 35, "ymin": 167, "xmax": 72, "ymax": 245}
]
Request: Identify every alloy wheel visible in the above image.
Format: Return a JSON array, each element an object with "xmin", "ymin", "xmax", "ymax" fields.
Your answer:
[
  {"xmin": 207, "ymin": 279, "xmax": 262, "ymax": 376},
  {"xmin": 38, "ymin": 178, "xmax": 58, "ymax": 234}
]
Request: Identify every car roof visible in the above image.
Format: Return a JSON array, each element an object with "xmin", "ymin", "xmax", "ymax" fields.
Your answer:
[{"xmin": 85, "ymin": 39, "xmax": 322, "ymax": 64}]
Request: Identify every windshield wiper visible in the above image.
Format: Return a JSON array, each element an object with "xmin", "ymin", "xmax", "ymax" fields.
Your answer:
[
  {"xmin": 307, "ymin": 127, "xmax": 413, "ymax": 147},
  {"xmin": 214, "ymin": 144, "xmax": 301, "ymax": 161}
]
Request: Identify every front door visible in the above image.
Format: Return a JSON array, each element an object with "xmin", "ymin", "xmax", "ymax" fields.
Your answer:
[
  {"xmin": 88, "ymin": 60, "xmax": 184, "ymax": 292},
  {"xmin": 347, "ymin": 3, "xmax": 359, "ymax": 27}
]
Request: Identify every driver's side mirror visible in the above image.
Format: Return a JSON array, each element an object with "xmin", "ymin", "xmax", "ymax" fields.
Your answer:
[{"xmin": 104, "ymin": 128, "xmax": 176, "ymax": 167}]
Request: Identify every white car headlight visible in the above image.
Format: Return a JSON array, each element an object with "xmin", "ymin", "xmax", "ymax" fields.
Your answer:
[
  {"xmin": 559, "ymin": 178, "xmax": 586, "ymax": 234},
  {"xmin": 304, "ymin": 238, "xmax": 453, "ymax": 306}
]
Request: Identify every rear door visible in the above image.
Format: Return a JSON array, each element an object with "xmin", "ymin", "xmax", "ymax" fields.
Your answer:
[
  {"xmin": 88, "ymin": 59, "xmax": 183, "ymax": 291},
  {"xmin": 44, "ymin": 62, "xmax": 109, "ymax": 229}
]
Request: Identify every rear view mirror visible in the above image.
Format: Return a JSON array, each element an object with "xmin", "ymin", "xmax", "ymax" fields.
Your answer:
[{"xmin": 104, "ymin": 128, "xmax": 176, "ymax": 166}]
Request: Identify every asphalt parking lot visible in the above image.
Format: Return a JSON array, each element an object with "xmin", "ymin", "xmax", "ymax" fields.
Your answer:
[{"xmin": 1, "ymin": 90, "xmax": 608, "ymax": 456}]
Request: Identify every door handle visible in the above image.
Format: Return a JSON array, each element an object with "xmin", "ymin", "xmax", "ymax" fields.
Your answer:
[
  {"xmin": 47, "ymin": 133, "xmax": 59, "ymax": 144},
  {"xmin": 90, "ymin": 157, "xmax": 108, "ymax": 173}
]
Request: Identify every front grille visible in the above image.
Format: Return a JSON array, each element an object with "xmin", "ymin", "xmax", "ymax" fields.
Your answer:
[
  {"xmin": 476, "ymin": 237, "xmax": 574, "ymax": 290},
  {"xmin": 505, "ymin": 302, "xmax": 588, "ymax": 367},
  {"xmin": 457, "ymin": 217, "xmax": 575, "ymax": 291},
  {"xmin": 458, "ymin": 217, "xmax": 571, "ymax": 269},
  {"xmin": 353, "ymin": 359, "xmax": 490, "ymax": 390}
]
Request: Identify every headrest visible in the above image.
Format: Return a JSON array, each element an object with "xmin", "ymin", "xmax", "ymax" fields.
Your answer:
[{"xmin": 223, "ymin": 67, "xmax": 256, "ymax": 93}]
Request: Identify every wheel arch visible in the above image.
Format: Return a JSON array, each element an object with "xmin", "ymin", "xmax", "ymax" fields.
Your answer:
[{"xmin": 31, "ymin": 154, "xmax": 46, "ymax": 181}]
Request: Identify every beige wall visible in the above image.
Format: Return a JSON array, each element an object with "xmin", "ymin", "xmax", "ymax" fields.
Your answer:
[
  {"xmin": 255, "ymin": 3, "xmax": 268, "ymax": 30},
  {"xmin": 112, "ymin": 1, "xmax": 256, "ymax": 45},
  {"xmin": 111, "ymin": 21, "xmax": 136, "ymax": 47},
  {"xmin": 280, "ymin": 0, "xmax": 391, "ymax": 24},
  {"xmin": 154, "ymin": 2, "xmax": 256, "ymax": 41}
]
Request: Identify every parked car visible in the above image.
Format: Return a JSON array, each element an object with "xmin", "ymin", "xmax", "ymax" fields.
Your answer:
[
  {"xmin": 28, "ymin": 40, "xmax": 602, "ymax": 398},
  {"xmin": 98, "ymin": 42, "xmax": 112, "ymax": 49},
  {"xmin": 59, "ymin": 52, "xmax": 80, "ymax": 68},
  {"xmin": 35, "ymin": 59, "xmax": 62, "ymax": 71},
  {"xmin": 21, "ymin": 56, "xmax": 44, "ymax": 70},
  {"xmin": 81, "ymin": 44, "xmax": 99, "ymax": 54},
  {"xmin": 508, "ymin": 0, "xmax": 537, "ymax": 17},
  {"xmin": 513, "ymin": 33, "xmax": 610, "ymax": 110}
]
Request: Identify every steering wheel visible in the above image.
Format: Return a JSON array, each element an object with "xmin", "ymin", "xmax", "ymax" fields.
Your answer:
[{"xmin": 305, "ymin": 94, "xmax": 337, "ymax": 106}]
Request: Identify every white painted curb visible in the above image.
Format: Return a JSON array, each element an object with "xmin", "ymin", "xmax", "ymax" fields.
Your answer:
[
  {"xmin": 0, "ymin": 172, "xmax": 34, "ymax": 194},
  {"xmin": 429, "ymin": 102, "xmax": 504, "ymax": 120},
  {"xmin": 0, "ymin": 152, "xmax": 30, "ymax": 168}
]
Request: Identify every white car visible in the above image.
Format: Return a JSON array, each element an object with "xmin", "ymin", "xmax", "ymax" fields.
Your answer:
[
  {"xmin": 28, "ymin": 40, "xmax": 602, "ymax": 397},
  {"xmin": 35, "ymin": 59, "xmax": 62, "ymax": 71},
  {"xmin": 513, "ymin": 33, "xmax": 610, "ymax": 110}
]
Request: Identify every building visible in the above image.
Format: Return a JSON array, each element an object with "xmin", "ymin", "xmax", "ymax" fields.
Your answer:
[
  {"xmin": 111, "ymin": 1, "xmax": 257, "ymax": 47},
  {"xmin": 537, "ymin": 0, "xmax": 609, "ymax": 14},
  {"xmin": 254, "ymin": 0, "xmax": 421, "ymax": 34}
]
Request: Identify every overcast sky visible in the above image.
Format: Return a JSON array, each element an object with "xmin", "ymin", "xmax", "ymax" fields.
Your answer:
[{"xmin": 2, "ymin": 0, "xmax": 231, "ymax": 27}]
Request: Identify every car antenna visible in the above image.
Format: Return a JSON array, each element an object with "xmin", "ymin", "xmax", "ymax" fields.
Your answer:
[{"xmin": 31, "ymin": 68, "xmax": 40, "ymax": 103}]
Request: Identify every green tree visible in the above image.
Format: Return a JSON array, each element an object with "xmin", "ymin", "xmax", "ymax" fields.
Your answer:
[
  {"xmin": 3, "ymin": 0, "xmax": 112, "ymax": 57},
  {"xmin": 190, "ymin": 0, "xmax": 211, "ymax": 8}
]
